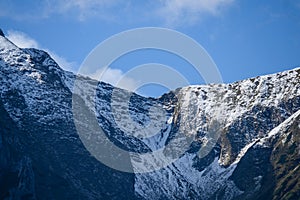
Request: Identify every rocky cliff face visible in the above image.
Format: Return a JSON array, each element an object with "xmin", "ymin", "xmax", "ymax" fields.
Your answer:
[
  {"xmin": 0, "ymin": 34, "xmax": 134, "ymax": 200},
  {"xmin": 134, "ymin": 68, "xmax": 300, "ymax": 200},
  {"xmin": 0, "ymin": 33, "xmax": 299, "ymax": 199}
]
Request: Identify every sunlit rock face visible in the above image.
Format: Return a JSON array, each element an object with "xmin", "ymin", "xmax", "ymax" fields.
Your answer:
[{"xmin": 0, "ymin": 33, "xmax": 300, "ymax": 199}]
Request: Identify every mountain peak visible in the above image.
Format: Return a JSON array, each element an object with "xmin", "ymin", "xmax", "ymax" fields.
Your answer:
[{"xmin": 0, "ymin": 28, "xmax": 4, "ymax": 37}]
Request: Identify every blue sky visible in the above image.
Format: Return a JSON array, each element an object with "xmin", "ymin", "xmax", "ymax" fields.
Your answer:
[{"xmin": 1, "ymin": 0, "xmax": 300, "ymax": 97}]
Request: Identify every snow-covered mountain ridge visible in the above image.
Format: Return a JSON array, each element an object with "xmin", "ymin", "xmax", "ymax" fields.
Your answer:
[{"xmin": 0, "ymin": 32, "xmax": 299, "ymax": 199}]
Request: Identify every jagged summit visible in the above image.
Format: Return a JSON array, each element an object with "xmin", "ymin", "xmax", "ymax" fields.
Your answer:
[{"xmin": 0, "ymin": 28, "xmax": 4, "ymax": 37}]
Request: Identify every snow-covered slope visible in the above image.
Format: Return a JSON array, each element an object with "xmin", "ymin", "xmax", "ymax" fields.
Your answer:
[
  {"xmin": 134, "ymin": 68, "xmax": 300, "ymax": 199},
  {"xmin": 0, "ymin": 31, "xmax": 299, "ymax": 199},
  {"xmin": 0, "ymin": 34, "xmax": 135, "ymax": 199}
]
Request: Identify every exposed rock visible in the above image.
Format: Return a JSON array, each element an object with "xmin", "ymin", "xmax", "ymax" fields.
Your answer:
[{"xmin": 0, "ymin": 29, "xmax": 4, "ymax": 37}]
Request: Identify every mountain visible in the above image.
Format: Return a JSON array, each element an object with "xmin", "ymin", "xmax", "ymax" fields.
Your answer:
[{"xmin": 0, "ymin": 30, "xmax": 299, "ymax": 200}]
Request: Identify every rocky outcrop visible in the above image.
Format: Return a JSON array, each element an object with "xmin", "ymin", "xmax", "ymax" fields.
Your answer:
[{"xmin": 0, "ymin": 29, "xmax": 4, "ymax": 37}]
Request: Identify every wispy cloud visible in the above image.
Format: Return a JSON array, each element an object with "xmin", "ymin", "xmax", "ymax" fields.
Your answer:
[
  {"xmin": 6, "ymin": 30, "xmax": 77, "ymax": 72},
  {"xmin": 87, "ymin": 67, "xmax": 140, "ymax": 92},
  {"xmin": 44, "ymin": 0, "xmax": 124, "ymax": 21},
  {"xmin": 46, "ymin": 0, "xmax": 235, "ymax": 24},
  {"xmin": 158, "ymin": 0, "xmax": 234, "ymax": 26},
  {"xmin": 6, "ymin": 31, "xmax": 39, "ymax": 48},
  {"xmin": 1, "ymin": 0, "xmax": 234, "ymax": 25}
]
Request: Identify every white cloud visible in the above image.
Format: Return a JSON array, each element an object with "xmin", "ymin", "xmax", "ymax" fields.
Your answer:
[
  {"xmin": 45, "ymin": 0, "xmax": 123, "ymax": 21},
  {"xmin": 6, "ymin": 30, "xmax": 77, "ymax": 71},
  {"xmin": 7, "ymin": 31, "xmax": 39, "ymax": 48},
  {"xmin": 158, "ymin": 0, "xmax": 234, "ymax": 25},
  {"xmin": 1, "ymin": 0, "xmax": 235, "ymax": 25},
  {"xmin": 50, "ymin": 0, "xmax": 235, "ymax": 25},
  {"xmin": 48, "ymin": 52, "xmax": 77, "ymax": 72},
  {"xmin": 88, "ymin": 68, "xmax": 140, "ymax": 92}
]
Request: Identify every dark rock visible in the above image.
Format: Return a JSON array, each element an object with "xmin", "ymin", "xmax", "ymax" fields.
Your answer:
[{"xmin": 0, "ymin": 29, "xmax": 4, "ymax": 37}]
